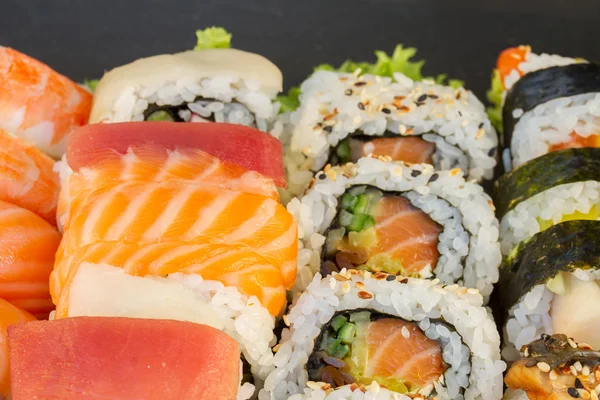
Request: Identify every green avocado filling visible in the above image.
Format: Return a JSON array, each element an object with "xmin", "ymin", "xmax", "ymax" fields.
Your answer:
[
  {"xmin": 146, "ymin": 110, "xmax": 176, "ymax": 122},
  {"xmin": 277, "ymin": 45, "xmax": 464, "ymax": 113},
  {"xmin": 486, "ymin": 69, "xmax": 504, "ymax": 132}
]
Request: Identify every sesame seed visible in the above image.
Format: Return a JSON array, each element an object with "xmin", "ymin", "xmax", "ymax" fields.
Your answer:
[
  {"xmin": 400, "ymin": 278, "xmax": 409, "ymax": 284},
  {"xmin": 344, "ymin": 89, "xmax": 353, "ymax": 96},
  {"xmin": 357, "ymin": 102, "xmax": 365, "ymax": 110},
  {"xmin": 476, "ymin": 128, "xmax": 485, "ymax": 139},
  {"xmin": 283, "ymin": 315, "xmax": 290, "ymax": 326},
  {"xmin": 550, "ymin": 370, "xmax": 558, "ymax": 380},
  {"xmin": 526, "ymin": 360, "xmax": 537, "ymax": 367},
  {"xmin": 415, "ymin": 102, "xmax": 425, "ymax": 107},
  {"xmin": 523, "ymin": 348, "xmax": 529, "ymax": 357},
  {"xmin": 401, "ymin": 326, "xmax": 410, "ymax": 338},
  {"xmin": 576, "ymin": 362, "xmax": 584, "ymax": 372},
  {"xmin": 576, "ymin": 379, "xmax": 584, "ymax": 389},
  {"xmin": 580, "ymin": 343, "xmax": 593, "ymax": 350},
  {"xmin": 342, "ymin": 281, "xmax": 351, "ymax": 293},
  {"xmin": 398, "ymin": 124, "xmax": 407, "ymax": 134},
  {"xmin": 569, "ymin": 338, "xmax": 578, "ymax": 348},
  {"xmin": 417, "ymin": 94, "xmax": 428, "ymax": 102},
  {"xmin": 580, "ymin": 389, "xmax": 591, "ymax": 399},
  {"xmin": 323, "ymin": 126, "xmax": 333, "ymax": 133},
  {"xmin": 381, "ymin": 108, "xmax": 391, "ymax": 114},
  {"xmin": 478, "ymin": 122, "xmax": 484, "ymax": 129},
  {"xmin": 358, "ymin": 291, "xmax": 373, "ymax": 299},
  {"xmin": 354, "ymin": 81, "xmax": 367, "ymax": 87},
  {"xmin": 537, "ymin": 362, "xmax": 550, "ymax": 372},
  {"xmin": 318, "ymin": 173, "xmax": 327, "ymax": 180},
  {"xmin": 569, "ymin": 387, "xmax": 581, "ymax": 398},
  {"xmin": 592, "ymin": 389, "xmax": 599, "ymax": 400},
  {"xmin": 411, "ymin": 170, "xmax": 422, "ymax": 177},
  {"xmin": 572, "ymin": 366, "xmax": 579, "ymax": 376},
  {"xmin": 488, "ymin": 147, "xmax": 496, "ymax": 157},
  {"xmin": 429, "ymin": 94, "xmax": 439, "ymax": 99},
  {"xmin": 584, "ymin": 366, "xmax": 591, "ymax": 376},
  {"xmin": 458, "ymin": 110, "xmax": 462, "ymax": 117},
  {"xmin": 428, "ymin": 173, "xmax": 439, "ymax": 183},
  {"xmin": 386, "ymin": 274, "xmax": 396, "ymax": 281}
]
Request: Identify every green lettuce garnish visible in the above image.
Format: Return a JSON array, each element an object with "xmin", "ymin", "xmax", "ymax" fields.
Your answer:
[
  {"xmin": 83, "ymin": 78, "xmax": 99, "ymax": 93},
  {"xmin": 194, "ymin": 27, "xmax": 232, "ymax": 50},
  {"xmin": 277, "ymin": 44, "xmax": 464, "ymax": 113},
  {"xmin": 486, "ymin": 69, "xmax": 504, "ymax": 132}
]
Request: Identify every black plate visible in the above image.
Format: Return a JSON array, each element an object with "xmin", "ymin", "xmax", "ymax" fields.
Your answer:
[{"xmin": 1, "ymin": 0, "xmax": 599, "ymax": 100}]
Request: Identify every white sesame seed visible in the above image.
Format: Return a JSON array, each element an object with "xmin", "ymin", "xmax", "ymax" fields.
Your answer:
[
  {"xmin": 537, "ymin": 362, "xmax": 551, "ymax": 373},
  {"xmin": 549, "ymin": 370, "xmax": 558, "ymax": 380},
  {"xmin": 584, "ymin": 366, "xmax": 591, "ymax": 376},
  {"xmin": 572, "ymin": 366, "xmax": 579, "ymax": 376},
  {"xmin": 569, "ymin": 338, "xmax": 578, "ymax": 348},
  {"xmin": 401, "ymin": 326, "xmax": 410, "ymax": 339},
  {"xmin": 580, "ymin": 389, "xmax": 591, "ymax": 399},
  {"xmin": 576, "ymin": 362, "xmax": 583, "ymax": 372}
]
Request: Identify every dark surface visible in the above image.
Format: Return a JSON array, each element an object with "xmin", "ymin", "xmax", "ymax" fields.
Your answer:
[
  {"xmin": 1, "ymin": 0, "xmax": 599, "ymax": 100},
  {"xmin": 503, "ymin": 64, "xmax": 600, "ymax": 141},
  {"xmin": 494, "ymin": 148, "xmax": 600, "ymax": 218}
]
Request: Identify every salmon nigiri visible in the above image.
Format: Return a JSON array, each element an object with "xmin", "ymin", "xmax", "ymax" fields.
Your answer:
[
  {"xmin": 0, "ymin": 299, "xmax": 35, "ymax": 399},
  {"xmin": 0, "ymin": 201, "xmax": 61, "ymax": 318},
  {"xmin": 0, "ymin": 47, "xmax": 92, "ymax": 158},
  {"xmin": 8, "ymin": 317, "xmax": 240, "ymax": 400},
  {"xmin": 53, "ymin": 122, "xmax": 296, "ymax": 316},
  {"xmin": 0, "ymin": 130, "xmax": 59, "ymax": 225}
]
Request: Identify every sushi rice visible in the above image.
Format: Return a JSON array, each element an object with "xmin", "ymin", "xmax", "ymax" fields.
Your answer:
[
  {"xmin": 273, "ymin": 70, "xmax": 498, "ymax": 199},
  {"xmin": 260, "ymin": 271, "xmax": 506, "ymax": 400},
  {"xmin": 287, "ymin": 156, "xmax": 501, "ymax": 300}
]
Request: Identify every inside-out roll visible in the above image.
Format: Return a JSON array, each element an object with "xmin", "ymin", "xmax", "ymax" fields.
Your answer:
[
  {"xmin": 90, "ymin": 48, "xmax": 283, "ymax": 131},
  {"xmin": 489, "ymin": 46, "xmax": 600, "ymax": 170},
  {"xmin": 500, "ymin": 220, "xmax": 600, "ymax": 361},
  {"xmin": 275, "ymin": 70, "xmax": 498, "ymax": 197},
  {"xmin": 261, "ymin": 271, "xmax": 506, "ymax": 400},
  {"xmin": 287, "ymin": 156, "xmax": 501, "ymax": 300},
  {"xmin": 495, "ymin": 148, "xmax": 600, "ymax": 256},
  {"xmin": 61, "ymin": 262, "xmax": 276, "ymax": 400}
]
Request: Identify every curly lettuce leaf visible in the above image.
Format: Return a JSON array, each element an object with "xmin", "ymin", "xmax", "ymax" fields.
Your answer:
[
  {"xmin": 277, "ymin": 45, "xmax": 464, "ymax": 113},
  {"xmin": 83, "ymin": 78, "xmax": 99, "ymax": 93},
  {"xmin": 195, "ymin": 27, "xmax": 232, "ymax": 50},
  {"xmin": 486, "ymin": 69, "xmax": 504, "ymax": 132}
]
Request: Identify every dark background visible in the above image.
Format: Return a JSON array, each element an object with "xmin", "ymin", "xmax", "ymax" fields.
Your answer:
[{"xmin": 1, "ymin": 0, "xmax": 598, "ymax": 101}]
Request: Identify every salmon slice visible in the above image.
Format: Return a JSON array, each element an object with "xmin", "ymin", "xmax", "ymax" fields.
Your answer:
[
  {"xmin": 352, "ymin": 137, "xmax": 435, "ymax": 165},
  {"xmin": 67, "ymin": 122, "xmax": 286, "ymax": 187},
  {"xmin": 0, "ymin": 47, "xmax": 92, "ymax": 158},
  {"xmin": 0, "ymin": 201, "xmax": 61, "ymax": 318},
  {"xmin": 0, "ymin": 299, "xmax": 35, "ymax": 398},
  {"xmin": 548, "ymin": 131, "xmax": 600, "ymax": 152},
  {"xmin": 8, "ymin": 317, "xmax": 240, "ymax": 400},
  {"xmin": 496, "ymin": 46, "xmax": 530, "ymax": 87},
  {"xmin": 366, "ymin": 318, "xmax": 445, "ymax": 390},
  {"xmin": 0, "ymin": 130, "xmax": 59, "ymax": 225},
  {"xmin": 373, "ymin": 196, "xmax": 442, "ymax": 273}
]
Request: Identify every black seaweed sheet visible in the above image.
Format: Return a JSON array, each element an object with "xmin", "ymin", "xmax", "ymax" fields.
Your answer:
[
  {"xmin": 502, "ymin": 63, "xmax": 600, "ymax": 146},
  {"xmin": 494, "ymin": 148, "xmax": 600, "ymax": 219},
  {"xmin": 498, "ymin": 220, "xmax": 600, "ymax": 312}
]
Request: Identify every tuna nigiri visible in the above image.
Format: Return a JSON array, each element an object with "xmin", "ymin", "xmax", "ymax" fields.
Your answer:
[
  {"xmin": 0, "ymin": 201, "xmax": 61, "ymax": 318},
  {"xmin": 0, "ymin": 130, "xmax": 59, "ymax": 225},
  {"xmin": 0, "ymin": 299, "xmax": 35, "ymax": 399},
  {"xmin": 53, "ymin": 122, "xmax": 296, "ymax": 316},
  {"xmin": 8, "ymin": 317, "xmax": 240, "ymax": 400},
  {"xmin": 0, "ymin": 47, "xmax": 93, "ymax": 158}
]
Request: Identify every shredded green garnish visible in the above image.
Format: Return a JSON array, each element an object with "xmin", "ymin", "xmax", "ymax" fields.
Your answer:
[
  {"xmin": 486, "ymin": 69, "xmax": 504, "ymax": 132},
  {"xmin": 277, "ymin": 44, "xmax": 464, "ymax": 113},
  {"xmin": 194, "ymin": 27, "xmax": 232, "ymax": 50},
  {"xmin": 83, "ymin": 79, "xmax": 99, "ymax": 93}
]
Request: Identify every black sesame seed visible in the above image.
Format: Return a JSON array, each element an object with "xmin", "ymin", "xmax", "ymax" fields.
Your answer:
[
  {"xmin": 344, "ymin": 89, "xmax": 353, "ymax": 96},
  {"xmin": 428, "ymin": 173, "xmax": 439, "ymax": 183},
  {"xmin": 417, "ymin": 94, "xmax": 428, "ymax": 102},
  {"xmin": 318, "ymin": 173, "xmax": 327, "ymax": 180},
  {"xmin": 400, "ymin": 278, "xmax": 409, "ymax": 284},
  {"xmin": 381, "ymin": 108, "xmax": 391, "ymax": 114},
  {"xmin": 386, "ymin": 275, "xmax": 396, "ymax": 282},
  {"xmin": 354, "ymin": 81, "xmax": 367, "ymax": 87},
  {"xmin": 415, "ymin": 102, "xmax": 425, "ymax": 107},
  {"xmin": 478, "ymin": 122, "xmax": 484, "ymax": 129},
  {"xmin": 323, "ymin": 126, "xmax": 333, "ymax": 133},
  {"xmin": 428, "ymin": 94, "xmax": 439, "ymax": 99},
  {"xmin": 526, "ymin": 360, "xmax": 537, "ymax": 368},
  {"xmin": 568, "ymin": 387, "xmax": 580, "ymax": 398},
  {"xmin": 488, "ymin": 147, "xmax": 496, "ymax": 157},
  {"xmin": 541, "ymin": 334, "xmax": 550, "ymax": 341},
  {"xmin": 458, "ymin": 111, "xmax": 463, "ymax": 117},
  {"xmin": 357, "ymin": 102, "xmax": 365, "ymax": 111},
  {"xmin": 575, "ymin": 379, "xmax": 584, "ymax": 389},
  {"xmin": 411, "ymin": 170, "xmax": 422, "ymax": 177}
]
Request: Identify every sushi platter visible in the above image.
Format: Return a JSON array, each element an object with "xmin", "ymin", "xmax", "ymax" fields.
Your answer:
[{"xmin": 0, "ymin": 1, "xmax": 599, "ymax": 399}]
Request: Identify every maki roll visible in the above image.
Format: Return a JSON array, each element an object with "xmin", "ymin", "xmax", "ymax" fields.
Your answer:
[
  {"xmin": 287, "ymin": 157, "xmax": 501, "ymax": 299},
  {"xmin": 495, "ymin": 148, "xmax": 600, "ymax": 255},
  {"xmin": 261, "ymin": 271, "xmax": 506, "ymax": 400},
  {"xmin": 61, "ymin": 262, "xmax": 276, "ymax": 400},
  {"xmin": 488, "ymin": 46, "xmax": 600, "ymax": 170},
  {"xmin": 0, "ymin": 47, "xmax": 92, "ymax": 158},
  {"xmin": 499, "ymin": 220, "xmax": 600, "ymax": 361},
  {"xmin": 278, "ymin": 70, "xmax": 498, "ymax": 197},
  {"xmin": 504, "ymin": 334, "xmax": 600, "ymax": 400},
  {"xmin": 90, "ymin": 47, "xmax": 282, "ymax": 131}
]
